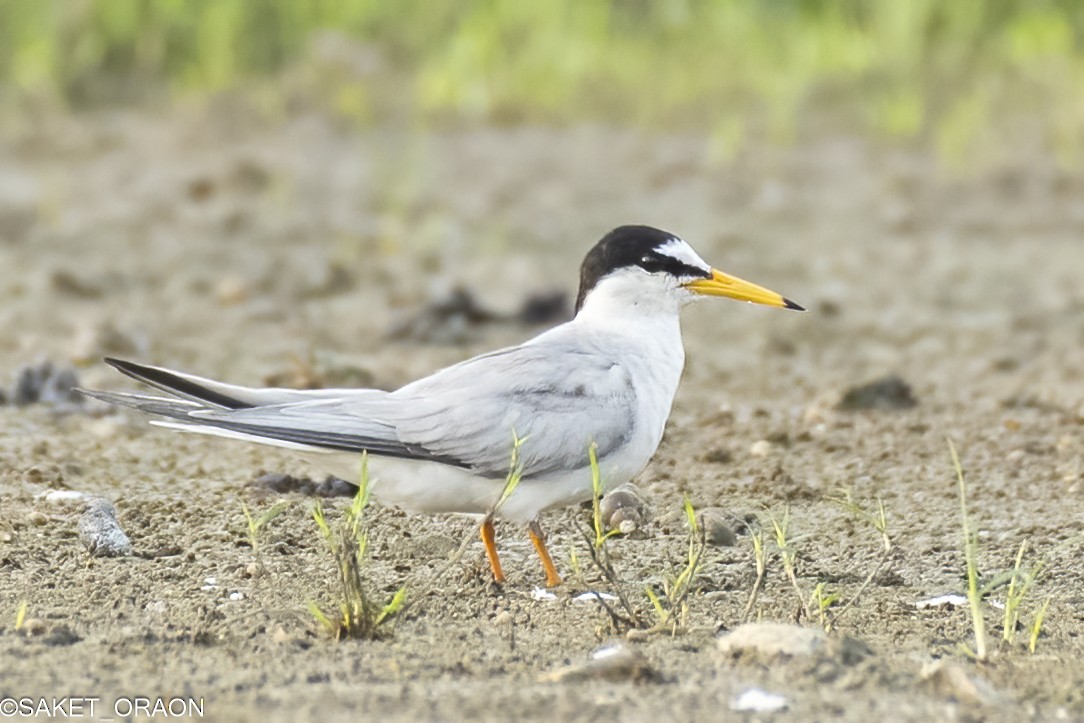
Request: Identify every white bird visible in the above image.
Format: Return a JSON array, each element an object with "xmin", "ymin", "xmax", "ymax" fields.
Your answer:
[{"xmin": 85, "ymin": 225, "xmax": 802, "ymax": 586}]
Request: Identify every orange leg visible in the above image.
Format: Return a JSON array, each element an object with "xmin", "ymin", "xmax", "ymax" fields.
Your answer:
[
  {"xmin": 480, "ymin": 517, "xmax": 506, "ymax": 584},
  {"xmin": 528, "ymin": 520, "xmax": 563, "ymax": 588}
]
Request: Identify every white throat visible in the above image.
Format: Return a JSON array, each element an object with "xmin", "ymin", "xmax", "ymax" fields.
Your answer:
[{"xmin": 574, "ymin": 268, "xmax": 686, "ymax": 326}]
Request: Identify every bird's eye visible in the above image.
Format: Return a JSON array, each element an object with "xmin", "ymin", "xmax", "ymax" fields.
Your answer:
[{"xmin": 640, "ymin": 255, "xmax": 664, "ymax": 272}]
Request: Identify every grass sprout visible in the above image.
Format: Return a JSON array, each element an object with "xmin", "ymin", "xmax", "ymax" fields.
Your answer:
[
  {"xmin": 589, "ymin": 442, "xmax": 620, "ymax": 549},
  {"xmin": 240, "ymin": 498, "xmax": 289, "ymax": 569},
  {"xmin": 1000, "ymin": 540, "xmax": 1044, "ymax": 646},
  {"xmin": 810, "ymin": 582, "xmax": 841, "ymax": 630},
  {"xmin": 825, "ymin": 491, "xmax": 895, "ymax": 632},
  {"xmin": 578, "ymin": 442, "xmax": 641, "ymax": 630},
  {"xmin": 740, "ymin": 528, "xmax": 767, "ymax": 624},
  {"xmin": 1029, "ymin": 596, "xmax": 1052, "ymax": 654},
  {"xmin": 309, "ymin": 452, "xmax": 406, "ymax": 640},
  {"xmin": 949, "ymin": 438, "xmax": 987, "ymax": 661},
  {"xmin": 769, "ymin": 506, "xmax": 811, "ymax": 622},
  {"xmin": 492, "ymin": 430, "xmax": 528, "ymax": 516},
  {"xmin": 639, "ymin": 497, "xmax": 707, "ymax": 636},
  {"xmin": 14, "ymin": 600, "xmax": 28, "ymax": 631}
]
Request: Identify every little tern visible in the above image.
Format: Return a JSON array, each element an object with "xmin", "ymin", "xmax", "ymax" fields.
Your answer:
[{"xmin": 86, "ymin": 225, "xmax": 803, "ymax": 586}]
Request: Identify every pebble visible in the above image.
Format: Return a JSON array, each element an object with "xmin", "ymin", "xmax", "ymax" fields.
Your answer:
[
  {"xmin": 78, "ymin": 498, "xmax": 133, "ymax": 557},
  {"xmin": 750, "ymin": 439, "xmax": 773, "ymax": 457},
  {"xmin": 27, "ymin": 511, "xmax": 49, "ymax": 526},
  {"xmin": 10, "ymin": 359, "xmax": 83, "ymax": 408},
  {"xmin": 717, "ymin": 622, "xmax": 826, "ymax": 659},
  {"xmin": 541, "ymin": 643, "xmax": 658, "ymax": 683},
  {"xmin": 253, "ymin": 472, "xmax": 357, "ymax": 498},
  {"xmin": 599, "ymin": 483, "xmax": 648, "ymax": 534},
  {"xmin": 837, "ymin": 374, "xmax": 917, "ymax": 411},
  {"xmin": 215, "ymin": 275, "xmax": 251, "ymax": 305},
  {"xmin": 700, "ymin": 508, "xmax": 739, "ymax": 547},
  {"xmin": 921, "ymin": 661, "xmax": 1000, "ymax": 706},
  {"xmin": 21, "ymin": 618, "xmax": 49, "ymax": 637}
]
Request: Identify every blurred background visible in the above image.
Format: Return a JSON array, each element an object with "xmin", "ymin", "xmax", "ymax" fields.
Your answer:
[
  {"xmin": 3, "ymin": 0, "xmax": 1083, "ymax": 167},
  {"xmin": 0, "ymin": 0, "xmax": 1081, "ymax": 383}
]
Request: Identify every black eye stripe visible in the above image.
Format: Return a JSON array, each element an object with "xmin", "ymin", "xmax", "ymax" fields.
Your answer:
[{"xmin": 640, "ymin": 254, "xmax": 710, "ymax": 279}]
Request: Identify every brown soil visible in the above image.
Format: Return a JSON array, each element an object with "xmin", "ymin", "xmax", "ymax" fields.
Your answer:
[{"xmin": 1, "ymin": 106, "xmax": 1083, "ymax": 722}]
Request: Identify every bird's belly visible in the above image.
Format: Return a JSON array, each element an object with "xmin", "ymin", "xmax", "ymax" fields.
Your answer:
[{"xmin": 296, "ymin": 450, "xmax": 610, "ymax": 524}]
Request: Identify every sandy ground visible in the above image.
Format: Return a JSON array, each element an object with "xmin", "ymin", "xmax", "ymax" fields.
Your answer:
[{"xmin": 1, "ymin": 105, "xmax": 1084, "ymax": 722}]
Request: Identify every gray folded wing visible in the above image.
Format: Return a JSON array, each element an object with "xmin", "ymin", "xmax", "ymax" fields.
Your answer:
[{"xmin": 181, "ymin": 340, "xmax": 636, "ymax": 479}]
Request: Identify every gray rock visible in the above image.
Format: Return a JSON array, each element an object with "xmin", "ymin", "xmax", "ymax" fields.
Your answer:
[
  {"xmin": 837, "ymin": 374, "xmax": 917, "ymax": 411},
  {"xmin": 599, "ymin": 483, "xmax": 648, "ymax": 534},
  {"xmin": 921, "ymin": 661, "xmax": 1001, "ymax": 706},
  {"xmin": 78, "ymin": 498, "xmax": 132, "ymax": 557},
  {"xmin": 541, "ymin": 643, "xmax": 658, "ymax": 683},
  {"xmin": 717, "ymin": 622, "xmax": 826, "ymax": 659},
  {"xmin": 11, "ymin": 360, "xmax": 83, "ymax": 408},
  {"xmin": 700, "ymin": 508, "xmax": 739, "ymax": 547}
]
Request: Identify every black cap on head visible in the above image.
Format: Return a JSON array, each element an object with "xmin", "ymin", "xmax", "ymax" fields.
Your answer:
[{"xmin": 575, "ymin": 225, "xmax": 710, "ymax": 312}]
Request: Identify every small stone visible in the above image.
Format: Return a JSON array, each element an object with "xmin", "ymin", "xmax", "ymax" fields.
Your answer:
[
  {"xmin": 245, "ymin": 562, "xmax": 264, "ymax": 578},
  {"xmin": 12, "ymin": 360, "xmax": 83, "ymax": 408},
  {"xmin": 22, "ymin": 618, "xmax": 49, "ymax": 637},
  {"xmin": 252, "ymin": 472, "xmax": 357, "ymax": 498},
  {"xmin": 702, "ymin": 447, "xmax": 733, "ymax": 464},
  {"xmin": 541, "ymin": 643, "xmax": 658, "ymax": 683},
  {"xmin": 700, "ymin": 509, "xmax": 738, "ymax": 547},
  {"xmin": 27, "ymin": 511, "xmax": 48, "ymax": 526},
  {"xmin": 717, "ymin": 622, "xmax": 826, "ymax": 659},
  {"xmin": 921, "ymin": 661, "xmax": 1000, "ymax": 706},
  {"xmin": 837, "ymin": 375, "xmax": 917, "ymax": 411},
  {"xmin": 215, "ymin": 275, "xmax": 250, "ymax": 305},
  {"xmin": 750, "ymin": 440, "xmax": 773, "ymax": 457},
  {"xmin": 493, "ymin": 611, "xmax": 512, "ymax": 626},
  {"xmin": 78, "ymin": 498, "xmax": 132, "ymax": 557},
  {"xmin": 599, "ymin": 483, "xmax": 648, "ymax": 532}
]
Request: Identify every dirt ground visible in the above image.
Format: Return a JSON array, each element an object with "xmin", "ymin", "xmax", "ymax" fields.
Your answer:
[{"xmin": 1, "ymin": 104, "xmax": 1083, "ymax": 722}]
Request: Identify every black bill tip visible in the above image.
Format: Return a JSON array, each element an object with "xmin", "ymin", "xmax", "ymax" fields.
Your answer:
[{"xmin": 783, "ymin": 298, "xmax": 806, "ymax": 312}]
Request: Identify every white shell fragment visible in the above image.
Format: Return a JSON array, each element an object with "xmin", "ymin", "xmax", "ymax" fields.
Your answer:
[
  {"xmin": 530, "ymin": 587, "xmax": 557, "ymax": 602},
  {"xmin": 731, "ymin": 688, "xmax": 788, "ymax": 713}
]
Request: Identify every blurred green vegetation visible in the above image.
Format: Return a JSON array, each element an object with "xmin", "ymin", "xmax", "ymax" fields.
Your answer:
[{"xmin": 2, "ymin": 0, "xmax": 1083, "ymax": 163}]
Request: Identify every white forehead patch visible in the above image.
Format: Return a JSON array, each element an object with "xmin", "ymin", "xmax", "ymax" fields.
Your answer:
[{"xmin": 656, "ymin": 237, "xmax": 710, "ymax": 272}]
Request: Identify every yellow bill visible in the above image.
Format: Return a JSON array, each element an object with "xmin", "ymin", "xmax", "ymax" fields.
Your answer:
[{"xmin": 684, "ymin": 268, "xmax": 804, "ymax": 311}]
